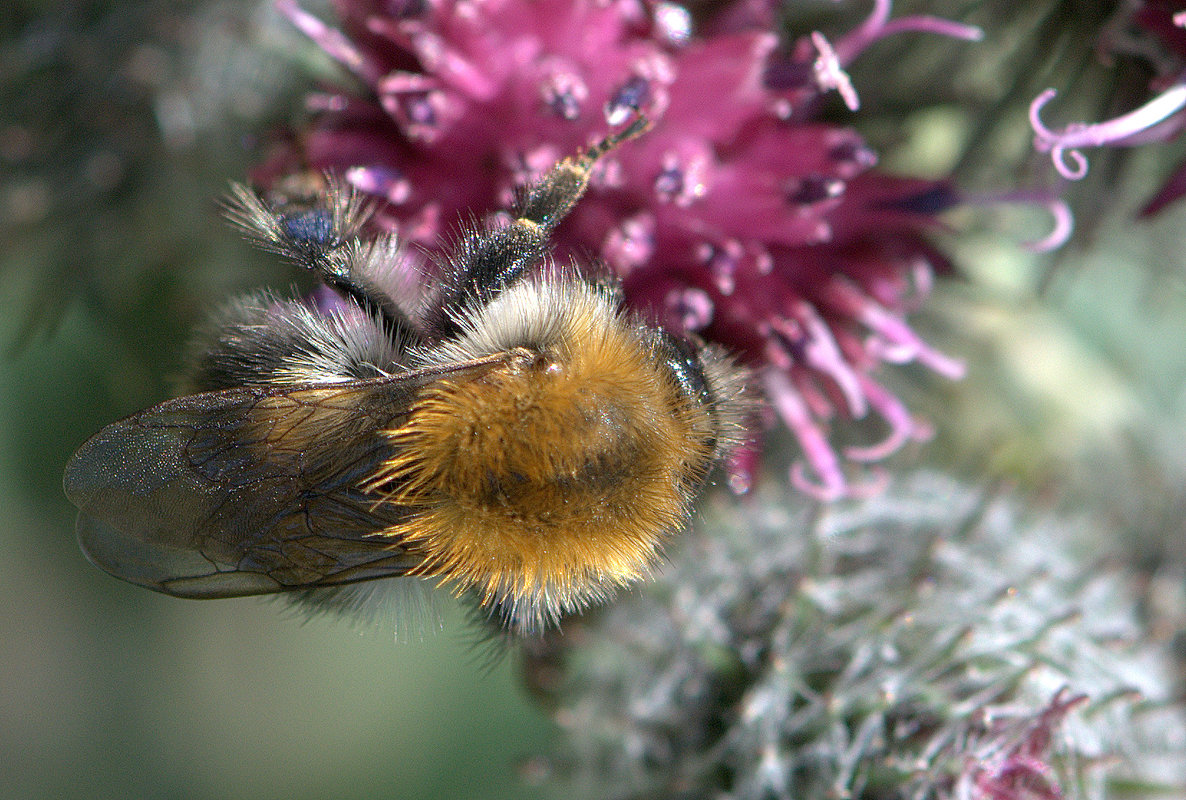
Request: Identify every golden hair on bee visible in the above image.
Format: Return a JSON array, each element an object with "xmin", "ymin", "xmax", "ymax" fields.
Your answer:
[
  {"xmin": 369, "ymin": 276, "xmax": 745, "ymax": 628},
  {"xmin": 63, "ymin": 116, "xmax": 750, "ymax": 633}
]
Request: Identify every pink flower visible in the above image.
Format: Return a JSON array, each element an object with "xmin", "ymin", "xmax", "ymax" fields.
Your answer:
[{"xmin": 263, "ymin": 0, "xmax": 977, "ymax": 500}]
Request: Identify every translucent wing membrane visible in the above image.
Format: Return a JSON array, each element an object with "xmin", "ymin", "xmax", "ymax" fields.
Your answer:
[{"xmin": 63, "ymin": 363, "xmax": 498, "ymax": 598}]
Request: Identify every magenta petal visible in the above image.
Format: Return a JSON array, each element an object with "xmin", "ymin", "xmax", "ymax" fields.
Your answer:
[{"xmin": 763, "ymin": 370, "xmax": 844, "ymax": 493}]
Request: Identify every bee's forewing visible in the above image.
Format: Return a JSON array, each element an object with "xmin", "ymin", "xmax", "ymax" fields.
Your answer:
[{"xmin": 63, "ymin": 380, "xmax": 430, "ymax": 598}]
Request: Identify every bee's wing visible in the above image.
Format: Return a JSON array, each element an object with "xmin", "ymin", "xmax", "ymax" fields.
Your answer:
[{"xmin": 63, "ymin": 368, "xmax": 472, "ymax": 599}]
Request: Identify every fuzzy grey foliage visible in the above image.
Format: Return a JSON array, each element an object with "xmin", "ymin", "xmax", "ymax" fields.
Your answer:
[{"xmin": 525, "ymin": 472, "xmax": 1186, "ymax": 800}]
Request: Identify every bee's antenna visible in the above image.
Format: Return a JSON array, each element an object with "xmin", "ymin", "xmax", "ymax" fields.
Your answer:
[
  {"xmin": 425, "ymin": 118, "xmax": 653, "ymax": 338},
  {"xmin": 513, "ymin": 114, "xmax": 651, "ymax": 234},
  {"xmin": 576, "ymin": 114, "xmax": 652, "ymax": 171}
]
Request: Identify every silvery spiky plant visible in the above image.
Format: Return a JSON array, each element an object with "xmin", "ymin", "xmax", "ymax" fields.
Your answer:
[{"xmin": 522, "ymin": 472, "xmax": 1186, "ymax": 799}]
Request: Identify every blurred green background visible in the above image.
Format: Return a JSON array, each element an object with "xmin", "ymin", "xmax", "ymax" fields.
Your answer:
[{"xmin": 0, "ymin": 2, "xmax": 554, "ymax": 798}]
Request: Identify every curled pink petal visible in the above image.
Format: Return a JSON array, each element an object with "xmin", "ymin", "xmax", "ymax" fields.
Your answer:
[
  {"xmin": 763, "ymin": 308, "xmax": 866, "ymax": 418},
  {"xmin": 843, "ymin": 376, "xmax": 930, "ymax": 462},
  {"xmin": 765, "ymin": 369, "xmax": 847, "ymax": 501},
  {"xmin": 822, "ymin": 281, "xmax": 965, "ymax": 379},
  {"xmin": 1022, "ymin": 197, "xmax": 1074, "ymax": 252},
  {"xmin": 961, "ymin": 190, "xmax": 1076, "ymax": 252},
  {"xmin": 1030, "ymin": 84, "xmax": 1186, "ymax": 179}
]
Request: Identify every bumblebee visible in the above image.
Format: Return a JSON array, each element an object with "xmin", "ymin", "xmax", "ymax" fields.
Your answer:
[{"xmin": 63, "ymin": 118, "xmax": 749, "ymax": 632}]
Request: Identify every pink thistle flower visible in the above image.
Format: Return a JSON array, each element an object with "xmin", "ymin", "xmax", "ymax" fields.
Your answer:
[{"xmin": 263, "ymin": 0, "xmax": 977, "ymax": 500}]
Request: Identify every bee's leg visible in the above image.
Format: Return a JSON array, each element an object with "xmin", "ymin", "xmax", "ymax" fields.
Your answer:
[
  {"xmin": 226, "ymin": 181, "xmax": 416, "ymax": 339},
  {"xmin": 314, "ymin": 237, "xmax": 415, "ymax": 339},
  {"xmin": 273, "ymin": 210, "xmax": 414, "ymax": 338},
  {"xmin": 425, "ymin": 116, "xmax": 650, "ymax": 338}
]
